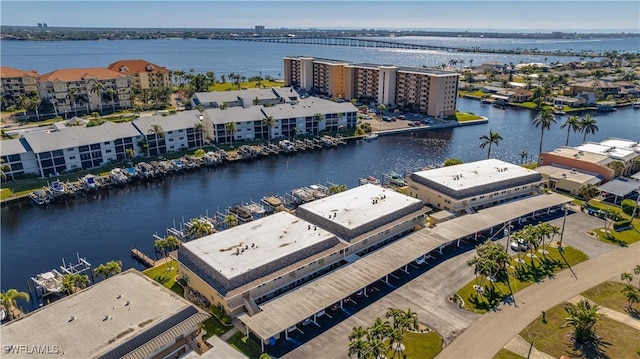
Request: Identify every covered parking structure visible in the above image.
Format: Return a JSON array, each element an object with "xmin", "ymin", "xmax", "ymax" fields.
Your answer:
[
  {"xmin": 598, "ymin": 177, "xmax": 640, "ymax": 204},
  {"xmin": 239, "ymin": 193, "xmax": 571, "ymax": 350}
]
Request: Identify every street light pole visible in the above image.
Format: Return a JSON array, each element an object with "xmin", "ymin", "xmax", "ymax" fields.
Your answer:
[{"xmin": 558, "ymin": 204, "xmax": 568, "ymax": 251}]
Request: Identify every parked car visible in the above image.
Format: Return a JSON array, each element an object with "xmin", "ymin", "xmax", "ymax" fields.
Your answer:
[
  {"xmin": 398, "ymin": 115, "xmax": 406, "ymax": 120},
  {"xmin": 510, "ymin": 238, "xmax": 530, "ymax": 252}
]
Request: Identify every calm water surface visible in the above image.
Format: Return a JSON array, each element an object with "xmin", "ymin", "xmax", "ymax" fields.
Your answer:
[{"xmin": 1, "ymin": 38, "xmax": 639, "ymax": 303}]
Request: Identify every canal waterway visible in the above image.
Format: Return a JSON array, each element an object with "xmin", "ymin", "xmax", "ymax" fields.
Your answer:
[{"xmin": 1, "ymin": 37, "xmax": 639, "ymax": 303}]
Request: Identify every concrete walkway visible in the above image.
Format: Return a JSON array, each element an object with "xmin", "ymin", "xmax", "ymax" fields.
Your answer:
[
  {"xmin": 437, "ymin": 241, "xmax": 640, "ymax": 359},
  {"xmin": 503, "ymin": 335, "xmax": 555, "ymax": 359}
]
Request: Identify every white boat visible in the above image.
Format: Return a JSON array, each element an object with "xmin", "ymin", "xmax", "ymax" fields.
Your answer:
[
  {"xmin": 363, "ymin": 133, "xmax": 379, "ymax": 141},
  {"xmin": 633, "ymin": 101, "xmax": 640, "ymax": 109},
  {"xmin": 388, "ymin": 172, "xmax": 406, "ymax": 187},
  {"xmin": 109, "ymin": 168, "xmax": 129, "ymax": 185},
  {"xmin": 292, "ymin": 187, "xmax": 315, "ymax": 203},
  {"xmin": 308, "ymin": 184, "xmax": 328, "ymax": 199},
  {"xmin": 0, "ymin": 308, "xmax": 6, "ymax": 321},
  {"xmin": 30, "ymin": 189, "xmax": 51, "ymax": 206},
  {"xmin": 245, "ymin": 202, "xmax": 266, "ymax": 216},
  {"xmin": 359, "ymin": 176, "xmax": 381, "ymax": 186},
  {"xmin": 80, "ymin": 174, "xmax": 100, "ymax": 192},
  {"xmin": 261, "ymin": 194, "xmax": 284, "ymax": 210},
  {"xmin": 279, "ymin": 140, "xmax": 296, "ymax": 152},
  {"xmin": 31, "ymin": 270, "xmax": 65, "ymax": 294},
  {"xmin": 48, "ymin": 180, "xmax": 66, "ymax": 197}
]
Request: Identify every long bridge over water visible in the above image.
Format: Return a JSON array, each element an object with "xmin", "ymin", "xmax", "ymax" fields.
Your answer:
[{"xmin": 216, "ymin": 36, "xmax": 604, "ymax": 57}]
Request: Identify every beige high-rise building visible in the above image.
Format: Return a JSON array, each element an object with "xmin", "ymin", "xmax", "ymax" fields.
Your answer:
[{"xmin": 284, "ymin": 56, "xmax": 459, "ymax": 117}]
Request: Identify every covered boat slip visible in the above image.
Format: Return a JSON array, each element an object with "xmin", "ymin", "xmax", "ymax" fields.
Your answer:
[{"xmin": 239, "ymin": 193, "xmax": 571, "ymax": 344}]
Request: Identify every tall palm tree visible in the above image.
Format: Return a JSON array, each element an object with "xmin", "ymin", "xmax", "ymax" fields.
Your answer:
[
  {"xmin": 376, "ymin": 104, "xmax": 386, "ymax": 115},
  {"xmin": 608, "ymin": 160, "xmax": 626, "ymax": 177},
  {"xmin": 623, "ymin": 285, "xmax": 640, "ymax": 309},
  {"xmin": 563, "ymin": 299, "xmax": 602, "ymax": 344},
  {"xmin": 193, "ymin": 121, "xmax": 206, "ymax": 148},
  {"xmin": 519, "ymin": 150, "xmax": 528, "ymax": 164},
  {"xmin": 478, "ymin": 129, "xmax": 503, "ymax": 159},
  {"xmin": 106, "ymin": 88, "xmax": 117, "ymax": 113},
  {"xmin": 578, "ymin": 183, "xmax": 600, "ymax": 203},
  {"xmin": 94, "ymin": 260, "xmax": 123, "ymax": 280},
  {"xmin": 312, "ymin": 113, "xmax": 324, "ymax": 135},
  {"xmin": 262, "ymin": 115, "xmax": 276, "ymax": 141},
  {"xmin": 580, "ymin": 114, "xmax": 598, "ymax": 143},
  {"xmin": 30, "ymin": 93, "xmax": 41, "ymax": 120},
  {"xmin": 0, "ymin": 289, "xmax": 29, "ymax": 320},
  {"xmin": 621, "ymin": 272, "xmax": 633, "ymax": 284},
  {"xmin": 347, "ymin": 326, "xmax": 370, "ymax": 359},
  {"xmin": 68, "ymin": 88, "xmax": 78, "ymax": 116},
  {"xmin": 225, "ymin": 121, "xmax": 237, "ymax": 145},
  {"xmin": 532, "ymin": 107, "xmax": 557, "ymax": 160},
  {"xmin": 0, "ymin": 158, "xmax": 10, "ymax": 181},
  {"xmin": 560, "ymin": 115, "xmax": 582, "ymax": 146},
  {"xmin": 187, "ymin": 219, "xmax": 213, "ymax": 239},
  {"xmin": 148, "ymin": 124, "xmax": 165, "ymax": 138},
  {"xmin": 16, "ymin": 93, "xmax": 30, "ymax": 121},
  {"xmin": 90, "ymin": 82, "xmax": 104, "ymax": 112}
]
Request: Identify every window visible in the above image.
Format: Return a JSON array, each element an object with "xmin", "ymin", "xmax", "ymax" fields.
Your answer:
[{"xmin": 105, "ymin": 149, "xmax": 112, "ymax": 153}]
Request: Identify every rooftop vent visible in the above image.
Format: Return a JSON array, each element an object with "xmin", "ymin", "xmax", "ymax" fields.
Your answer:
[
  {"xmin": 116, "ymin": 293, "xmax": 122, "ymax": 299},
  {"xmin": 125, "ymin": 300, "xmax": 130, "ymax": 306},
  {"xmin": 68, "ymin": 315, "xmax": 75, "ymax": 322},
  {"xmin": 103, "ymin": 315, "xmax": 109, "ymax": 321}
]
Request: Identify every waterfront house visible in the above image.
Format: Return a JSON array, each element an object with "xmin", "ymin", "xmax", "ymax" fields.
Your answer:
[
  {"xmin": 191, "ymin": 87, "xmax": 300, "ymax": 109},
  {"xmin": 406, "ymin": 159, "xmax": 544, "ymax": 215},
  {"xmin": 553, "ymin": 95, "xmax": 583, "ymax": 108},
  {"xmin": 474, "ymin": 62, "xmax": 507, "ymax": 74},
  {"xmin": 0, "ymin": 270, "xmax": 210, "ymax": 359},
  {"xmin": 132, "ymin": 110, "xmax": 206, "ymax": 156},
  {"xmin": 567, "ymin": 80, "xmax": 620, "ymax": 97},
  {"xmin": 535, "ymin": 165, "xmax": 602, "ymax": 195},
  {"xmin": 38, "ymin": 68, "xmax": 132, "ymax": 116},
  {"xmin": 107, "ymin": 59, "xmax": 172, "ymax": 91},
  {"xmin": 21, "ymin": 121, "xmax": 142, "ymax": 177},
  {"xmin": 497, "ymin": 88, "xmax": 532, "ymax": 103},
  {"xmin": 0, "ymin": 67, "xmax": 39, "ymax": 111}
]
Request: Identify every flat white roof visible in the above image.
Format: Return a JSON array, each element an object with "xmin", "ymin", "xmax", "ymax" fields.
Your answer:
[
  {"xmin": 0, "ymin": 270, "xmax": 208, "ymax": 359},
  {"xmin": 536, "ymin": 165, "xmax": 602, "ymax": 185},
  {"xmin": 545, "ymin": 147, "xmax": 611, "ymax": 165},
  {"xmin": 411, "ymin": 159, "xmax": 538, "ymax": 192},
  {"xmin": 575, "ymin": 142, "xmax": 638, "ymax": 161},
  {"xmin": 598, "ymin": 138, "xmax": 638, "ymax": 150},
  {"xmin": 181, "ymin": 212, "xmax": 336, "ymax": 280},
  {"xmin": 297, "ymin": 183, "xmax": 422, "ymax": 232}
]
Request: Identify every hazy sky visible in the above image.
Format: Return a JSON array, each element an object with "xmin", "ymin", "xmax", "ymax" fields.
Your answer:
[{"xmin": 2, "ymin": 1, "xmax": 639, "ymax": 32}]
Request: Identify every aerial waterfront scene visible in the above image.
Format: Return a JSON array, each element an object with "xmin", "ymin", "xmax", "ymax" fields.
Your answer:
[{"xmin": 1, "ymin": 1, "xmax": 640, "ymax": 358}]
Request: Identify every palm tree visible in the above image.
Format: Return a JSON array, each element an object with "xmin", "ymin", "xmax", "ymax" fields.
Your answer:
[
  {"xmin": 560, "ymin": 115, "xmax": 582, "ymax": 146},
  {"xmin": 0, "ymin": 289, "xmax": 29, "ymax": 320},
  {"xmin": 30, "ymin": 93, "xmax": 41, "ymax": 120},
  {"xmin": 621, "ymin": 272, "xmax": 633, "ymax": 284},
  {"xmin": 106, "ymin": 88, "xmax": 117, "ymax": 113},
  {"xmin": 62, "ymin": 273, "xmax": 90, "ymax": 294},
  {"xmin": 563, "ymin": 299, "xmax": 602, "ymax": 344},
  {"xmin": 532, "ymin": 107, "xmax": 557, "ymax": 160},
  {"xmin": 225, "ymin": 121, "xmax": 237, "ymax": 145},
  {"xmin": 519, "ymin": 150, "xmax": 528, "ymax": 164},
  {"xmin": 223, "ymin": 214, "xmax": 238, "ymax": 228},
  {"xmin": 90, "ymin": 82, "xmax": 104, "ymax": 112},
  {"xmin": 16, "ymin": 93, "xmax": 30, "ymax": 121},
  {"xmin": 579, "ymin": 114, "xmax": 598, "ymax": 143},
  {"xmin": 622, "ymin": 285, "xmax": 640, "ymax": 309},
  {"xmin": 187, "ymin": 218, "xmax": 213, "ymax": 239},
  {"xmin": 478, "ymin": 129, "xmax": 503, "ymax": 159},
  {"xmin": 94, "ymin": 260, "xmax": 123, "ymax": 280},
  {"xmin": 193, "ymin": 121, "xmax": 206, "ymax": 148},
  {"xmin": 608, "ymin": 160, "xmax": 625, "ymax": 177},
  {"xmin": 347, "ymin": 326, "xmax": 370, "ymax": 358},
  {"xmin": 376, "ymin": 103, "xmax": 386, "ymax": 115},
  {"xmin": 262, "ymin": 115, "xmax": 276, "ymax": 141},
  {"xmin": 0, "ymin": 158, "xmax": 10, "ymax": 181},
  {"xmin": 578, "ymin": 183, "xmax": 600, "ymax": 203},
  {"xmin": 68, "ymin": 88, "xmax": 78, "ymax": 116}
]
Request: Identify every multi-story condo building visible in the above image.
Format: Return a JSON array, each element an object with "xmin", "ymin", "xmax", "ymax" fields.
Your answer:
[
  {"xmin": 0, "ymin": 138, "xmax": 39, "ymax": 181},
  {"xmin": 132, "ymin": 110, "xmax": 206, "ymax": 156},
  {"xmin": 191, "ymin": 87, "xmax": 300, "ymax": 109},
  {"xmin": 203, "ymin": 97, "xmax": 358, "ymax": 143},
  {"xmin": 107, "ymin": 59, "xmax": 171, "ymax": 90},
  {"xmin": 0, "ymin": 67, "xmax": 39, "ymax": 110},
  {"xmin": 38, "ymin": 68, "xmax": 132, "ymax": 116},
  {"xmin": 284, "ymin": 56, "xmax": 459, "ymax": 117},
  {"xmin": 406, "ymin": 159, "xmax": 544, "ymax": 215},
  {"xmin": 21, "ymin": 121, "xmax": 142, "ymax": 177}
]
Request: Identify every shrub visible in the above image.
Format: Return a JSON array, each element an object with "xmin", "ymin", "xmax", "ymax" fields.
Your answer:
[
  {"xmin": 613, "ymin": 219, "xmax": 632, "ymax": 231},
  {"xmin": 621, "ymin": 199, "xmax": 639, "ymax": 218},
  {"xmin": 210, "ymin": 303, "xmax": 232, "ymax": 326}
]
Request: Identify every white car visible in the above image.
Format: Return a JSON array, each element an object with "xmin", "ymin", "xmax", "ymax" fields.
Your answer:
[{"xmin": 510, "ymin": 238, "xmax": 529, "ymax": 252}]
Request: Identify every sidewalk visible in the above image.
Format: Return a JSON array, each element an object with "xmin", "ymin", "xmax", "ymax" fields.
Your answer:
[
  {"xmin": 568, "ymin": 294, "xmax": 640, "ymax": 331},
  {"xmin": 504, "ymin": 335, "xmax": 555, "ymax": 359}
]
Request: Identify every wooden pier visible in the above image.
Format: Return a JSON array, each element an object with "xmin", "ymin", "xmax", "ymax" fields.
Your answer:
[{"xmin": 131, "ymin": 248, "xmax": 156, "ymax": 268}]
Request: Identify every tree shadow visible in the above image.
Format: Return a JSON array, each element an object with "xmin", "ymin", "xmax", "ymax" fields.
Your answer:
[
  {"xmin": 568, "ymin": 336, "xmax": 611, "ymax": 359},
  {"xmin": 154, "ymin": 275, "xmax": 170, "ymax": 285},
  {"xmin": 602, "ymin": 233, "xmax": 628, "ymax": 247},
  {"xmin": 625, "ymin": 306, "xmax": 640, "ymax": 319}
]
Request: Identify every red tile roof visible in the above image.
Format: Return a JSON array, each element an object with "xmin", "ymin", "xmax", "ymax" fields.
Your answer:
[
  {"xmin": 1, "ymin": 67, "xmax": 38, "ymax": 78},
  {"xmin": 107, "ymin": 59, "xmax": 169, "ymax": 75},
  {"xmin": 39, "ymin": 68, "xmax": 127, "ymax": 83}
]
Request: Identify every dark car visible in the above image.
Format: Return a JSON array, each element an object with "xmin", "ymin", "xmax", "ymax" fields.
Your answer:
[{"xmin": 398, "ymin": 115, "xmax": 406, "ymax": 120}]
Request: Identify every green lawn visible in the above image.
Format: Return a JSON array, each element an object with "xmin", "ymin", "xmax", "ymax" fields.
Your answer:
[
  {"xmin": 493, "ymin": 348, "xmax": 525, "ymax": 359},
  {"xmin": 582, "ymin": 281, "xmax": 635, "ymax": 314},
  {"xmin": 227, "ymin": 332, "xmax": 265, "ymax": 359},
  {"xmin": 211, "ymin": 80, "xmax": 282, "ymax": 92},
  {"xmin": 387, "ymin": 331, "xmax": 443, "ymax": 359},
  {"xmin": 457, "ymin": 245, "xmax": 588, "ymax": 314},
  {"xmin": 202, "ymin": 315, "xmax": 233, "ymax": 339},
  {"xmin": 142, "ymin": 260, "xmax": 183, "ymax": 296},
  {"xmin": 511, "ymin": 102, "xmax": 538, "ymax": 109},
  {"xmin": 455, "ymin": 112, "xmax": 483, "ymax": 122},
  {"xmin": 458, "ymin": 90, "xmax": 486, "ymax": 98},
  {"xmin": 1, "ymin": 188, "xmax": 13, "ymax": 200},
  {"xmin": 520, "ymin": 302, "xmax": 640, "ymax": 359},
  {"xmin": 586, "ymin": 199, "xmax": 640, "ymax": 246}
]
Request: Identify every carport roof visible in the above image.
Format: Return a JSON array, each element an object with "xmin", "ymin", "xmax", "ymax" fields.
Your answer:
[
  {"xmin": 598, "ymin": 178, "xmax": 639, "ymax": 197},
  {"xmin": 239, "ymin": 193, "xmax": 571, "ymax": 341}
]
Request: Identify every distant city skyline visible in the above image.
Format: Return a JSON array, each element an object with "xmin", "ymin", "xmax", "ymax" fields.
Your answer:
[{"xmin": 2, "ymin": 1, "xmax": 639, "ymax": 32}]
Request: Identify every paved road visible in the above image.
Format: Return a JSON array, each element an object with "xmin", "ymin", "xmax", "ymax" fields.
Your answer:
[{"xmin": 437, "ymin": 241, "xmax": 640, "ymax": 359}]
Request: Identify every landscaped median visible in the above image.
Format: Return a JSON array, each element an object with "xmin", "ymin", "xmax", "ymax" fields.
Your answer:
[
  {"xmin": 584, "ymin": 199, "xmax": 640, "ymax": 247},
  {"xmin": 456, "ymin": 244, "xmax": 588, "ymax": 314}
]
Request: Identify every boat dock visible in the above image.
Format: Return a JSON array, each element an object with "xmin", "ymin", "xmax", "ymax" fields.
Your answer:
[{"xmin": 131, "ymin": 247, "xmax": 156, "ymax": 268}]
